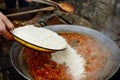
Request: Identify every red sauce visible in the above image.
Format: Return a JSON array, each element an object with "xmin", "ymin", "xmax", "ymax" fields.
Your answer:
[{"xmin": 22, "ymin": 32, "xmax": 109, "ymax": 80}]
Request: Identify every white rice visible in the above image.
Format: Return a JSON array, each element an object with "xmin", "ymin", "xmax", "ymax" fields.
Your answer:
[
  {"xmin": 11, "ymin": 25, "xmax": 67, "ymax": 50},
  {"xmin": 51, "ymin": 44, "xmax": 85, "ymax": 80}
]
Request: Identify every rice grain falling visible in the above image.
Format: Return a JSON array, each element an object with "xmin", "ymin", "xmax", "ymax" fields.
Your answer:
[
  {"xmin": 11, "ymin": 25, "xmax": 67, "ymax": 50},
  {"xmin": 51, "ymin": 44, "xmax": 85, "ymax": 80}
]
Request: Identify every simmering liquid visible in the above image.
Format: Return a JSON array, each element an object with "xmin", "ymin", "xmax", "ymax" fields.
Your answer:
[{"xmin": 22, "ymin": 32, "xmax": 109, "ymax": 80}]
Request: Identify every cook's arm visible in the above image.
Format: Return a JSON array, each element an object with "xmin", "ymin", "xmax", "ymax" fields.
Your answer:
[{"xmin": 0, "ymin": 12, "xmax": 14, "ymax": 40}]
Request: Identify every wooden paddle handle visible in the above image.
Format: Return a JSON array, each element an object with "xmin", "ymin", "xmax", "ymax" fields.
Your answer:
[{"xmin": 6, "ymin": 6, "xmax": 56, "ymax": 17}]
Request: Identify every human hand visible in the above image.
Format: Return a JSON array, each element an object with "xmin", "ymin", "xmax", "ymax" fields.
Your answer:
[{"xmin": 0, "ymin": 12, "xmax": 14, "ymax": 40}]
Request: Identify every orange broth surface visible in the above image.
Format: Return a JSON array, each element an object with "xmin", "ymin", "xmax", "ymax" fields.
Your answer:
[{"xmin": 22, "ymin": 32, "xmax": 109, "ymax": 80}]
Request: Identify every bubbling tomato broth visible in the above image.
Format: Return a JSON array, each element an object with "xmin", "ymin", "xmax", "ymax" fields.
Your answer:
[{"xmin": 22, "ymin": 32, "xmax": 110, "ymax": 80}]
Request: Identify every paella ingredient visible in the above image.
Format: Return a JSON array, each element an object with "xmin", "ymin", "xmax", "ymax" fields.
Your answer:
[
  {"xmin": 59, "ymin": 32, "xmax": 109, "ymax": 80},
  {"xmin": 11, "ymin": 25, "xmax": 67, "ymax": 50},
  {"xmin": 23, "ymin": 48, "xmax": 73, "ymax": 80},
  {"xmin": 51, "ymin": 44, "xmax": 85, "ymax": 80},
  {"xmin": 23, "ymin": 32, "xmax": 109, "ymax": 80},
  {"xmin": 22, "ymin": 44, "xmax": 85, "ymax": 80}
]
